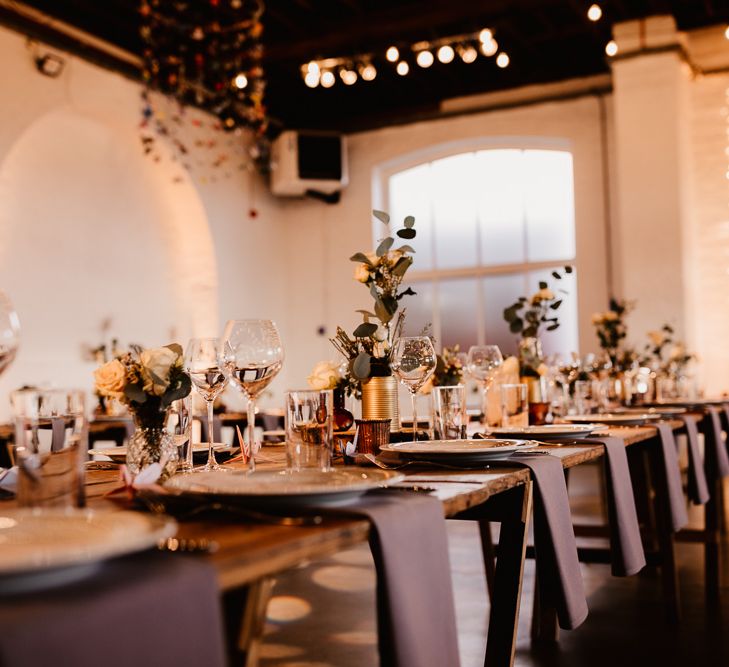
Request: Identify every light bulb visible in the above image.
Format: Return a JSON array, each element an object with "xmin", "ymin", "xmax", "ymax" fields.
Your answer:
[
  {"xmin": 233, "ymin": 73, "xmax": 248, "ymax": 89},
  {"xmin": 361, "ymin": 63, "xmax": 377, "ymax": 81},
  {"xmin": 320, "ymin": 70, "xmax": 335, "ymax": 88},
  {"xmin": 479, "ymin": 28, "xmax": 493, "ymax": 43},
  {"xmin": 304, "ymin": 70, "xmax": 319, "ymax": 88},
  {"xmin": 480, "ymin": 39, "xmax": 498, "ymax": 57},
  {"xmin": 496, "ymin": 52, "xmax": 510, "ymax": 68},
  {"xmin": 340, "ymin": 68, "xmax": 357, "ymax": 85},
  {"xmin": 460, "ymin": 45, "xmax": 478, "ymax": 63},
  {"xmin": 437, "ymin": 45, "xmax": 455, "ymax": 64},
  {"xmin": 416, "ymin": 50, "xmax": 434, "ymax": 68},
  {"xmin": 386, "ymin": 46, "xmax": 399, "ymax": 62},
  {"xmin": 724, "ymin": 25, "xmax": 729, "ymax": 40},
  {"xmin": 605, "ymin": 40, "xmax": 618, "ymax": 57},
  {"xmin": 396, "ymin": 60, "xmax": 409, "ymax": 76},
  {"xmin": 306, "ymin": 61, "xmax": 320, "ymax": 75},
  {"xmin": 587, "ymin": 4, "xmax": 602, "ymax": 21}
]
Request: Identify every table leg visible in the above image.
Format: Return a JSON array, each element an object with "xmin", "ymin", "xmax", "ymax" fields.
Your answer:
[
  {"xmin": 478, "ymin": 520, "xmax": 496, "ymax": 600},
  {"xmin": 704, "ymin": 480, "xmax": 721, "ymax": 602}
]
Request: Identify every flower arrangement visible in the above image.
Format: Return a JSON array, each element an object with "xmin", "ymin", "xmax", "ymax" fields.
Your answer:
[
  {"xmin": 419, "ymin": 345, "xmax": 465, "ymax": 395},
  {"xmin": 94, "ymin": 344, "xmax": 191, "ymax": 428},
  {"xmin": 331, "ymin": 210, "xmax": 417, "ymax": 381},
  {"xmin": 641, "ymin": 324, "xmax": 696, "ymax": 375},
  {"xmin": 592, "ymin": 298, "xmax": 635, "ymax": 370},
  {"xmin": 306, "ymin": 360, "xmax": 359, "ymax": 397},
  {"xmin": 502, "ymin": 266, "xmax": 572, "ymax": 338}
]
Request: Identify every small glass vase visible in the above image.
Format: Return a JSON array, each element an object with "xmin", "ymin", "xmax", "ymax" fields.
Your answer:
[{"xmin": 127, "ymin": 425, "xmax": 179, "ymax": 482}]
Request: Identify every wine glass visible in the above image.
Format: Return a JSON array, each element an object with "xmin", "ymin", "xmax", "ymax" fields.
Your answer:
[
  {"xmin": 185, "ymin": 338, "xmax": 229, "ymax": 472},
  {"xmin": 467, "ymin": 345, "xmax": 503, "ymax": 427},
  {"xmin": 391, "ymin": 336, "xmax": 437, "ymax": 442},
  {"xmin": 221, "ymin": 319, "xmax": 284, "ymax": 472},
  {"xmin": 0, "ymin": 291, "xmax": 20, "ymax": 378}
]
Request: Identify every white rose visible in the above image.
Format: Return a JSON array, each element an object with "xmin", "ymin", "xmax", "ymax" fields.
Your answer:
[
  {"xmin": 307, "ymin": 361, "xmax": 342, "ymax": 390},
  {"xmin": 373, "ymin": 340, "xmax": 390, "ymax": 358},
  {"xmin": 648, "ymin": 331, "xmax": 665, "ymax": 347},
  {"xmin": 669, "ymin": 343, "xmax": 685, "ymax": 360},
  {"xmin": 373, "ymin": 325, "xmax": 388, "ymax": 342},
  {"xmin": 94, "ymin": 359, "xmax": 126, "ymax": 399},
  {"xmin": 365, "ymin": 252, "xmax": 380, "ymax": 267},
  {"xmin": 140, "ymin": 346, "xmax": 178, "ymax": 396},
  {"xmin": 385, "ymin": 249, "xmax": 404, "ymax": 264},
  {"xmin": 353, "ymin": 263, "xmax": 371, "ymax": 283}
]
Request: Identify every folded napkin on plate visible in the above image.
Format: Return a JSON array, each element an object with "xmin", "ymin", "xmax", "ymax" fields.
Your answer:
[
  {"xmin": 0, "ymin": 553, "xmax": 225, "ymax": 667},
  {"xmin": 678, "ymin": 415, "xmax": 710, "ymax": 504},
  {"xmin": 487, "ymin": 454, "xmax": 588, "ymax": 630},
  {"xmin": 328, "ymin": 491, "xmax": 460, "ymax": 667},
  {"xmin": 568, "ymin": 437, "xmax": 645, "ymax": 576},
  {"xmin": 703, "ymin": 407, "xmax": 729, "ymax": 482},
  {"xmin": 653, "ymin": 423, "xmax": 689, "ymax": 532}
]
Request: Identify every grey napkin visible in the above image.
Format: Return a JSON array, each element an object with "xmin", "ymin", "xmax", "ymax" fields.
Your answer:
[
  {"xmin": 703, "ymin": 407, "xmax": 729, "ymax": 481},
  {"xmin": 50, "ymin": 417, "xmax": 66, "ymax": 452},
  {"xmin": 333, "ymin": 491, "xmax": 461, "ymax": 667},
  {"xmin": 0, "ymin": 553, "xmax": 225, "ymax": 667},
  {"xmin": 654, "ymin": 423, "xmax": 689, "ymax": 532},
  {"xmin": 570, "ymin": 437, "xmax": 645, "ymax": 576},
  {"xmin": 490, "ymin": 454, "xmax": 588, "ymax": 630},
  {"xmin": 679, "ymin": 415, "xmax": 710, "ymax": 504}
]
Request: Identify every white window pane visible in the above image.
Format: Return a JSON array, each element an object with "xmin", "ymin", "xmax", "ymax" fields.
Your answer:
[
  {"xmin": 438, "ymin": 278, "xmax": 479, "ymax": 351},
  {"xmin": 430, "ymin": 154, "xmax": 479, "ymax": 270},
  {"xmin": 483, "ymin": 273, "xmax": 527, "ymax": 358},
  {"xmin": 476, "ymin": 149, "xmax": 526, "ymax": 266},
  {"xmin": 523, "ymin": 150, "xmax": 575, "ymax": 262},
  {"xmin": 402, "ymin": 280, "xmax": 434, "ymax": 337},
  {"xmin": 388, "ymin": 163, "xmax": 434, "ymax": 271},
  {"xmin": 527, "ymin": 268, "xmax": 579, "ymax": 356}
]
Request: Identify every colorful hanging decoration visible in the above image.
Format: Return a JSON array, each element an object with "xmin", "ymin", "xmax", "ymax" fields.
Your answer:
[{"xmin": 138, "ymin": 0, "xmax": 269, "ymax": 176}]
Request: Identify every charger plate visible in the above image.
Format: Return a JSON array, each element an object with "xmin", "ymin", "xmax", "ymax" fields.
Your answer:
[
  {"xmin": 564, "ymin": 413, "xmax": 662, "ymax": 426},
  {"xmin": 487, "ymin": 424, "xmax": 605, "ymax": 439}
]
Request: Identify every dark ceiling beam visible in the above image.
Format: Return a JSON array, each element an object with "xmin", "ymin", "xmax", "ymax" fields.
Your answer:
[{"xmin": 264, "ymin": 0, "xmax": 555, "ymax": 62}]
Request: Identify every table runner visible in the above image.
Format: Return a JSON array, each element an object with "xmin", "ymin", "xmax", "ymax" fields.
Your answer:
[
  {"xmin": 486, "ymin": 454, "xmax": 588, "ymax": 630},
  {"xmin": 0, "ymin": 553, "xmax": 225, "ymax": 667},
  {"xmin": 568, "ymin": 437, "xmax": 646, "ymax": 576},
  {"xmin": 678, "ymin": 415, "xmax": 710, "ymax": 504},
  {"xmin": 329, "ymin": 491, "xmax": 461, "ymax": 667},
  {"xmin": 703, "ymin": 407, "xmax": 729, "ymax": 482},
  {"xmin": 653, "ymin": 423, "xmax": 689, "ymax": 532}
]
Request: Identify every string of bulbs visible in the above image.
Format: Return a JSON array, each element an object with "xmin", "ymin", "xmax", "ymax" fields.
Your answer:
[
  {"xmin": 301, "ymin": 2, "xmax": 638, "ymax": 89},
  {"xmin": 300, "ymin": 27, "xmax": 508, "ymax": 89}
]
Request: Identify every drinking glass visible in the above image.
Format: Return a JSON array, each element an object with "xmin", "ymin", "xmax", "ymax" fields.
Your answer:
[
  {"xmin": 285, "ymin": 390, "xmax": 333, "ymax": 472},
  {"xmin": 500, "ymin": 384, "xmax": 529, "ymax": 428},
  {"xmin": 0, "ymin": 291, "xmax": 21, "ymax": 378},
  {"xmin": 432, "ymin": 385, "xmax": 467, "ymax": 440},
  {"xmin": 222, "ymin": 319, "xmax": 284, "ymax": 472},
  {"xmin": 573, "ymin": 380, "xmax": 593, "ymax": 414},
  {"xmin": 391, "ymin": 336, "xmax": 437, "ymax": 442},
  {"xmin": 467, "ymin": 345, "xmax": 503, "ymax": 427},
  {"xmin": 591, "ymin": 378, "xmax": 610, "ymax": 413},
  {"xmin": 185, "ymin": 338, "xmax": 229, "ymax": 471},
  {"xmin": 166, "ymin": 395, "xmax": 193, "ymax": 473},
  {"xmin": 11, "ymin": 388, "xmax": 86, "ymax": 508}
]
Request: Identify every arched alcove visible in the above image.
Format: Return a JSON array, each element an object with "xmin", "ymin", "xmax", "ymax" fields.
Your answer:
[{"xmin": 0, "ymin": 106, "xmax": 218, "ymax": 407}]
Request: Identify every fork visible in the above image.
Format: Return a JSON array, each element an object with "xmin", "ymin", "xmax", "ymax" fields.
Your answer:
[{"xmin": 363, "ymin": 453, "xmax": 486, "ymax": 471}]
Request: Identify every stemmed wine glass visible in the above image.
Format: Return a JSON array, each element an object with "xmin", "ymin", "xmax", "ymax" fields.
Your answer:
[
  {"xmin": 0, "ymin": 291, "xmax": 20, "ymax": 378},
  {"xmin": 467, "ymin": 345, "xmax": 503, "ymax": 427},
  {"xmin": 222, "ymin": 319, "xmax": 284, "ymax": 472},
  {"xmin": 391, "ymin": 336, "xmax": 437, "ymax": 442},
  {"xmin": 185, "ymin": 338, "xmax": 229, "ymax": 472}
]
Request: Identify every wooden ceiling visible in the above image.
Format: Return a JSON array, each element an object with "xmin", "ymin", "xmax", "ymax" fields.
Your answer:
[{"xmin": 6, "ymin": 0, "xmax": 729, "ymax": 133}]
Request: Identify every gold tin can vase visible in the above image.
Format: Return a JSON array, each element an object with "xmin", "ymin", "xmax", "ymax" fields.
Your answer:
[{"xmin": 361, "ymin": 376, "xmax": 400, "ymax": 433}]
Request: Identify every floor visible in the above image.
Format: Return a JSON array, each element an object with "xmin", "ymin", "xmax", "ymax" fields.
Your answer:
[{"xmin": 258, "ymin": 465, "xmax": 729, "ymax": 667}]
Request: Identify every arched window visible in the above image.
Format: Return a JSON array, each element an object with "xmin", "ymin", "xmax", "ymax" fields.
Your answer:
[{"xmin": 377, "ymin": 144, "xmax": 578, "ymax": 356}]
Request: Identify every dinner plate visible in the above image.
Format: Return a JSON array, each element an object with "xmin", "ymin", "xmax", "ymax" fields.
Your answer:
[
  {"xmin": 164, "ymin": 467, "xmax": 404, "ymax": 507},
  {"xmin": 380, "ymin": 439, "xmax": 537, "ymax": 463},
  {"xmin": 614, "ymin": 406, "xmax": 687, "ymax": 417},
  {"xmin": 89, "ymin": 443, "xmax": 234, "ymax": 463},
  {"xmin": 487, "ymin": 424, "xmax": 605, "ymax": 439},
  {"xmin": 650, "ymin": 398, "xmax": 727, "ymax": 408},
  {"xmin": 564, "ymin": 413, "xmax": 662, "ymax": 426},
  {"xmin": 0, "ymin": 509, "xmax": 175, "ymax": 593}
]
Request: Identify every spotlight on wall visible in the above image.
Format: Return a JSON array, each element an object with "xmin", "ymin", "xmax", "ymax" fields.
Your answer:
[
  {"xmin": 35, "ymin": 52, "xmax": 65, "ymax": 78},
  {"xmin": 340, "ymin": 68, "xmax": 358, "ymax": 85},
  {"xmin": 480, "ymin": 39, "xmax": 498, "ymax": 57},
  {"xmin": 396, "ymin": 60, "xmax": 410, "ymax": 76},
  {"xmin": 320, "ymin": 70, "xmax": 336, "ymax": 88},
  {"xmin": 459, "ymin": 45, "xmax": 478, "ymax": 63},
  {"xmin": 725, "ymin": 25, "xmax": 729, "ymax": 40},
  {"xmin": 416, "ymin": 50, "xmax": 434, "ymax": 68},
  {"xmin": 587, "ymin": 4, "xmax": 602, "ymax": 22},
  {"xmin": 437, "ymin": 45, "xmax": 455, "ymax": 64},
  {"xmin": 605, "ymin": 40, "xmax": 618, "ymax": 57},
  {"xmin": 360, "ymin": 62, "xmax": 377, "ymax": 81},
  {"xmin": 496, "ymin": 52, "xmax": 510, "ymax": 68},
  {"xmin": 386, "ymin": 46, "xmax": 399, "ymax": 62}
]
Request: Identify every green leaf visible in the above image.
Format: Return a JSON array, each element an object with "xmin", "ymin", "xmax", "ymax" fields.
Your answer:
[
  {"xmin": 538, "ymin": 281, "xmax": 548, "ymax": 290},
  {"xmin": 509, "ymin": 318, "xmax": 523, "ymax": 333},
  {"xmin": 396, "ymin": 228, "xmax": 416, "ymax": 239},
  {"xmin": 352, "ymin": 352, "xmax": 372, "ymax": 380},
  {"xmin": 124, "ymin": 383, "xmax": 147, "ymax": 404},
  {"xmin": 523, "ymin": 326, "xmax": 538, "ymax": 337},
  {"xmin": 164, "ymin": 343, "xmax": 183, "ymax": 357},
  {"xmin": 373, "ymin": 210, "xmax": 390, "ymax": 224},
  {"xmin": 375, "ymin": 298, "xmax": 391, "ymax": 323},
  {"xmin": 161, "ymin": 374, "xmax": 191, "ymax": 408},
  {"xmin": 564, "ymin": 265, "xmax": 573, "ymax": 274},
  {"xmin": 349, "ymin": 252, "xmax": 373, "ymax": 265},
  {"xmin": 403, "ymin": 215, "xmax": 415, "ymax": 228},
  {"xmin": 376, "ymin": 237, "xmax": 394, "ymax": 257},
  {"xmin": 546, "ymin": 323, "xmax": 560, "ymax": 331},
  {"xmin": 391, "ymin": 256, "xmax": 412, "ymax": 277},
  {"xmin": 396, "ymin": 245, "xmax": 415, "ymax": 253},
  {"xmin": 552, "ymin": 271, "xmax": 561, "ymax": 280},
  {"xmin": 397, "ymin": 286, "xmax": 416, "ymax": 300},
  {"xmin": 355, "ymin": 309, "xmax": 376, "ymax": 319},
  {"xmin": 550, "ymin": 300, "xmax": 563, "ymax": 310},
  {"xmin": 369, "ymin": 282, "xmax": 379, "ymax": 300},
  {"xmin": 353, "ymin": 322, "xmax": 378, "ymax": 338}
]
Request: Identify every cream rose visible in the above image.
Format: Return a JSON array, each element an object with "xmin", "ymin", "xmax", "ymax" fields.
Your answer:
[
  {"xmin": 591, "ymin": 313, "xmax": 604, "ymax": 325},
  {"xmin": 373, "ymin": 325, "xmax": 388, "ymax": 342},
  {"xmin": 307, "ymin": 361, "xmax": 342, "ymax": 390},
  {"xmin": 140, "ymin": 346, "xmax": 178, "ymax": 396},
  {"xmin": 365, "ymin": 252, "xmax": 380, "ymax": 267},
  {"xmin": 648, "ymin": 330, "xmax": 665, "ymax": 347},
  {"xmin": 354, "ymin": 264, "xmax": 371, "ymax": 283},
  {"xmin": 604, "ymin": 311, "xmax": 619, "ymax": 321},
  {"xmin": 94, "ymin": 359, "xmax": 126, "ymax": 399}
]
